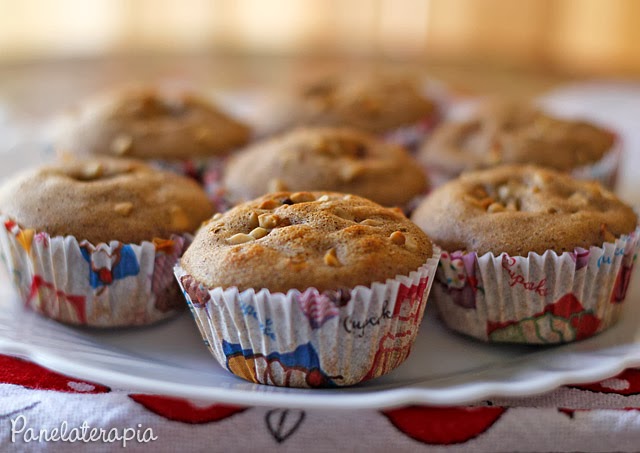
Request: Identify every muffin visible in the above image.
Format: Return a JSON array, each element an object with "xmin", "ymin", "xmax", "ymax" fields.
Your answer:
[
  {"xmin": 222, "ymin": 127, "xmax": 428, "ymax": 208},
  {"xmin": 54, "ymin": 87, "xmax": 251, "ymax": 194},
  {"xmin": 411, "ymin": 165, "xmax": 638, "ymax": 344},
  {"xmin": 175, "ymin": 191, "xmax": 440, "ymax": 387},
  {"xmin": 289, "ymin": 73, "xmax": 440, "ymax": 150},
  {"xmin": 418, "ymin": 101, "xmax": 619, "ymax": 188},
  {"xmin": 0, "ymin": 158, "xmax": 214, "ymax": 327}
]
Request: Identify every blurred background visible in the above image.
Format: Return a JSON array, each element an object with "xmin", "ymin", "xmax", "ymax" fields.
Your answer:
[
  {"xmin": 2, "ymin": 0, "xmax": 639, "ymax": 75},
  {"xmin": 0, "ymin": 0, "xmax": 639, "ymax": 117}
]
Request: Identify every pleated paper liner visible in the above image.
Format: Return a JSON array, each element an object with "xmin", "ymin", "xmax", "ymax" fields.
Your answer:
[
  {"xmin": 571, "ymin": 138, "xmax": 621, "ymax": 190},
  {"xmin": 0, "ymin": 214, "xmax": 190, "ymax": 327},
  {"xmin": 383, "ymin": 112, "xmax": 442, "ymax": 153},
  {"xmin": 150, "ymin": 157, "xmax": 228, "ymax": 212},
  {"xmin": 433, "ymin": 226, "xmax": 639, "ymax": 344},
  {"xmin": 175, "ymin": 248, "xmax": 440, "ymax": 388}
]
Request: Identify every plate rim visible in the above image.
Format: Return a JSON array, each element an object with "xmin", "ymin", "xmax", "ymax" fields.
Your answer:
[{"xmin": 1, "ymin": 329, "xmax": 639, "ymax": 410}]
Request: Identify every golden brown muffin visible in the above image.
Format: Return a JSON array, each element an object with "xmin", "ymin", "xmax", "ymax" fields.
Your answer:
[
  {"xmin": 55, "ymin": 88, "xmax": 251, "ymax": 161},
  {"xmin": 0, "ymin": 158, "xmax": 214, "ymax": 244},
  {"xmin": 418, "ymin": 101, "xmax": 616, "ymax": 177},
  {"xmin": 292, "ymin": 73, "xmax": 437, "ymax": 134},
  {"xmin": 223, "ymin": 127, "xmax": 428, "ymax": 207},
  {"xmin": 182, "ymin": 191, "xmax": 433, "ymax": 293},
  {"xmin": 411, "ymin": 165, "xmax": 637, "ymax": 256}
]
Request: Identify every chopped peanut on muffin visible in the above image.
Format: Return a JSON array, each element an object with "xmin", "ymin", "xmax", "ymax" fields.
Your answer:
[
  {"xmin": 223, "ymin": 127, "xmax": 428, "ymax": 207},
  {"xmin": 294, "ymin": 73, "xmax": 438, "ymax": 135},
  {"xmin": 55, "ymin": 88, "xmax": 251, "ymax": 161},
  {"xmin": 0, "ymin": 158, "xmax": 214, "ymax": 244},
  {"xmin": 412, "ymin": 165, "xmax": 635, "ymax": 256},
  {"xmin": 419, "ymin": 100, "xmax": 617, "ymax": 186},
  {"xmin": 182, "ymin": 191, "xmax": 433, "ymax": 293}
]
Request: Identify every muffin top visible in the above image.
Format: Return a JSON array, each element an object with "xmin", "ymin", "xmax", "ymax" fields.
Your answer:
[
  {"xmin": 55, "ymin": 88, "xmax": 251, "ymax": 161},
  {"xmin": 182, "ymin": 191, "xmax": 433, "ymax": 293},
  {"xmin": 293, "ymin": 73, "xmax": 437, "ymax": 134},
  {"xmin": 418, "ymin": 101, "xmax": 616, "ymax": 175},
  {"xmin": 223, "ymin": 127, "xmax": 428, "ymax": 207},
  {"xmin": 0, "ymin": 158, "xmax": 214, "ymax": 244},
  {"xmin": 411, "ymin": 165, "xmax": 637, "ymax": 256}
]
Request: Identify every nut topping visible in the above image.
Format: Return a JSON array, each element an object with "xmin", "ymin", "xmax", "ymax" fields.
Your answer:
[
  {"xmin": 114, "ymin": 202, "xmax": 134, "ymax": 216},
  {"xmin": 227, "ymin": 233, "xmax": 255, "ymax": 245},
  {"xmin": 111, "ymin": 134, "xmax": 133, "ymax": 155},
  {"xmin": 248, "ymin": 211, "xmax": 259, "ymax": 229},
  {"xmin": 259, "ymin": 199, "xmax": 280, "ymax": 210},
  {"xmin": 389, "ymin": 231, "xmax": 406, "ymax": 245},
  {"xmin": 258, "ymin": 213, "xmax": 279, "ymax": 229},
  {"xmin": 249, "ymin": 227, "xmax": 269, "ymax": 239},
  {"xmin": 290, "ymin": 192, "xmax": 316, "ymax": 203},
  {"xmin": 81, "ymin": 162, "xmax": 104, "ymax": 180},
  {"xmin": 487, "ymin": 202, "xmax": 505, "ymax": 213},
  {"xmin": 404, "ymin": 235, "xmax": 418, "ymax": 252},
  {"xmin": 359, "ymin": 219, "xmax": 382, "ymax": 226},
  {"xmin": 333, "ymin": 207, "xmax": 354, "ymax": 221},
  {"xmin": 569, "ymin": 192, "xmax": 588, "ymax": 206},
  {"xmin": 324, "ymin": 248, "xmax": 341, "ymax": 267},
  {"xmin": 478, "ymin": 197, "xmax": 494, "ymax": 209},
  {"xmin": 497, "ymin": 185, "xmax": 511, "ymax": 200}
]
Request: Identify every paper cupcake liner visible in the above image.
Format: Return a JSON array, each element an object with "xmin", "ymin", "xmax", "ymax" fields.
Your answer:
[
  {"xmin": 383, "ymin": 112, "xmax": 441, "ymax": 153},
  {"xmin": 432, "ymin": 227, "xmax": 640, "ymax": 344},
  {"xmin": 571, "ymin": 138, "xmax": 621, "ymax": 190},
  {"xmin": 150, "ymin": 157, "xmax": 228, "ymax": 211},
  {"xmin": 174, "ymin": 248, "xmax": 440, "ymax": 388},
  {"xmin": 423, "ymin": 164, "xmax": 460, "ymax": 189},
  {"xmin": 0, "ymin": 214, "xmax": 191, "ymax": 327}
]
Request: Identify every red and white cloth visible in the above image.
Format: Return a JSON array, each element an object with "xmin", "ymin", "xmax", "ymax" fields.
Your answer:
[{"xmin": 0, "ymin": 354, "xmax": 638, "ymax": 452}]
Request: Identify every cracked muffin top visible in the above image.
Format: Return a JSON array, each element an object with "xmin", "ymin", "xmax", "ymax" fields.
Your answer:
[
  {"xmin": 55, "ymin": 88, "xmax": 251, "ymax": 161},
  {"xmin": 418, "ymin": 101, "xmax": 616, "ymax": 176},
  {"xmin": 223, "ymin": 127, "xmax": 428, "ymax": 207},
  {"xmin": 181, "ymin": 191, "xmax": 434, "ymax": 292},
  {"xmin": 411, "ymin": 165, "xmax": 636, "ymax": 256},
  {"xmin": 291, "ymin": 73, "xmax": 437, "ymax": 134},
  {"xmin": 0, "ymin": 158, "xmax": 214, "ymax": 244}
]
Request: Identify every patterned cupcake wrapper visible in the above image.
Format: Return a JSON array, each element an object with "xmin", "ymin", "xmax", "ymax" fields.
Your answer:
[
  {"xmin": 150, "ymin": 157, "xmax": 228, "ymax": 212},
  {"xmin": 425, "ymin": 138, "xmax": 622, "ymax": 190},
  {"xmin": 571, "ymin": 137, "xmax": 621, "ymax": 190},
  {"xmin": 174, "ymin": 248, "xmax": 440, "ymax": 388},
  {"xmin": 433, "ymin": 226, "xmax": 640, "ymax": 344},
  {"xmin": 0, "ymin": 214, "xmax": 190, "ymax": 327},
  {"xmin": 383, "ymin": 112, "xmax": 442, "ymax": 153}
]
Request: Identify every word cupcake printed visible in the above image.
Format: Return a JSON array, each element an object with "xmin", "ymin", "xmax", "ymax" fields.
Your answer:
[
  {"xmin": 433, "ymin": 228, "xmax": 640, "ymax": 343},
  {"xmin": 597, "ymin": 247, "xmax": 625, "ymax": 268},
  {"xmin": 10, "ymin": 415, "xmax": 158, "ymax": 447},
  {"xmin": 342, "ymin": 300, "xmax": 393, "ymax": 337},
  {"xmin": 501, "ymin": 256, "xmax": 548, "ymax": 296},
  {"xmin": 176, "ymin": 256, "xmax": 439, "ymax": 387}
]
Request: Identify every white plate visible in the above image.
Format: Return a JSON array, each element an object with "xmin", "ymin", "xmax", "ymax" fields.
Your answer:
[
  {"xmin": 0, "ymin": 278, "xmax": 638, "ymax": 410},
  {"xmin": 0, "ymin": 83, "xmax": 639, "ymax": 410}
]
